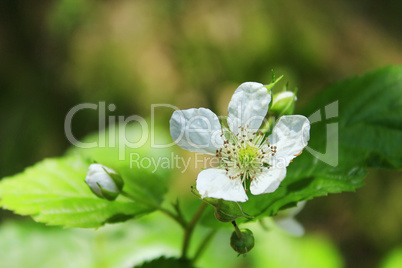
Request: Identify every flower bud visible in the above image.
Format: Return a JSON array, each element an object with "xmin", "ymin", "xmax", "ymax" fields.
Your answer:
[
  {"xmin": 270, "ymin": 91, "xmax": 296, "ymax": 115},
  {"xmin": 85, "ymin": 163, "xmax": 124, "ymax": 201},
  {"xmin": 230, "ymin": 228, "xmax": 255, "ymax": 254}
]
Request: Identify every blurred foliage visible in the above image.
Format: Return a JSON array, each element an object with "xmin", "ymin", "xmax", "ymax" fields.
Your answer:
[
  {"xmin": 0, "ymin": 0, "xmax": 401, "ymax": 267},
  {"xmin": 0, "ymin": 215, "xmax": 345, "ymax": 268},
  {"xmin": 381, "ymin": 247, "xmax": 402, "ymax": 268}
]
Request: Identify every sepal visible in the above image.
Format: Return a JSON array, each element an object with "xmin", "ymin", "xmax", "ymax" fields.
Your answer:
[
  {"xmin": 191, "ymin": 186, "xmax": 253, "ymax": 222},
  {"xmin": 264, "ymin": 74, "xmax": 283, "ymax": 93},
  {"xmin": 97, "ymin": 183, "xmax": 120, "ymax": 201}
]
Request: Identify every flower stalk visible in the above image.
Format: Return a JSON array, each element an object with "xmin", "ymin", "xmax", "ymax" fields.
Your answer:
[
  {"xmin": 232, "ymin": 221, "xmax": 243, "ymax": 238},
  {"xmin": 121, "ymin": 190, "xmax": 187, "ymax": 229},
  {"xmin": 181, "ymin": 202, "xmax": 208, "ymax": 259}
]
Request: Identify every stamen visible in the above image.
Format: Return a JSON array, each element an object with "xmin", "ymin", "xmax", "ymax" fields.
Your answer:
[{"xmin": 217, "ymin": 125, "xmax": 274, "ymax": 188}]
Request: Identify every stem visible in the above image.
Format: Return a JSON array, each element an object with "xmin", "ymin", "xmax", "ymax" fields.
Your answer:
[
  {"xmin": 172, "ymin": 199, "xmax": 186, "ymax": 226},
  {"xmin": 232, "ymin": 220, "xmax": 242, "ymax": 238},
  {"xmin": 121, "ymin": 191, "xmax": 187, "ymax": 229},
  {"xmin": 193, "ymin": 229, "xmax": 217, "ymax": 263},
  {"xmin": 181, "ymin": 202, "xmax": 207, "ymax": 259},
  {"xmin": 159, "ymin": 207, "xmax": 187, "ymax": 229},
  {"xmin": 123, "ymin": 191, "xmax": 213, "ymax": 261}
]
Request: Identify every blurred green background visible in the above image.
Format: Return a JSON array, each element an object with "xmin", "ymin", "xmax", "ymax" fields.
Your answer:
[{"xmin": 0, "ymin": 0, "xmax": 401, "ymax": 267}]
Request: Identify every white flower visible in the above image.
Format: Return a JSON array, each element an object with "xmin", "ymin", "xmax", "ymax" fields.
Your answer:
[
  {"xmin": 170, "ymin": 82, "xmax": 310, "ymax": 202},
  {"xmin": 85, "ymin": 163, "xmax": 124, "ymax": 201}
]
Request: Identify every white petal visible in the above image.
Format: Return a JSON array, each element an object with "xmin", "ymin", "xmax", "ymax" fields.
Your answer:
[
  {"xmin": 250, "ymin": 167, "xmax": 286, "ymax": 195},
  {"xmin": 170, "ymin": 108, "xmax": 224, "ymax": 155},
  {"xmin": 275, "ymin": 218, "xmax": 305, "ymax": 237},
  {"xmin": 87, "ymin": 163, "xmax": 116, "ymax": 175},
  {"xmin": 85, "ymin": 164, "xmax": 118, "ymax": 196},
  {"xmin": 196, "ymin": 168, "xmax": 248, "ymax": 202},
  {"xmin": 227, "ymin": 82, "xmax": 271, "ymax": 134},
  {"xmin": 268, "ymin": 115, "xmax": 310, "ymax": 168}
]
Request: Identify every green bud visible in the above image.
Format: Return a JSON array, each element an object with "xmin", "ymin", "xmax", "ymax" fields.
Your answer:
[
  {"xmin": 270, "ymin": 91, "xmax": 296, "ymax": 115},
  {"xmin": 85, "ymin": 164, "xmax": 124, "ymax": 201},
  {"xmin": 230, "ymin": 228, "xmax": 255, "ymax": 254}
]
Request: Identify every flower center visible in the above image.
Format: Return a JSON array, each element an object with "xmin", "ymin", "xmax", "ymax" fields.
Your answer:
[{"xmin": 216, "ymin": 126, "xmax": 277, "ymax": 185}]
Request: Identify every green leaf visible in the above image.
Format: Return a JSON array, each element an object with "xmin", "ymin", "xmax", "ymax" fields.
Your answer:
[
  {"xmin": 0, "ymin": 123, "xmax": 173, "ymax": 228},
  {"xmin": 134, "ymin": 256, "xmax": 194, "ymax": 268},
  {"xmin": 241, "ymin": 66, "xmax": 402, "ymax": 220},
  {"xmin": 0, "ymin": 156, "xmax": 152, "ymax": 228},
  {"xmin": 67, "ymin": 123, "xmax": 172, "ymax": 207},
  {"xmin": 197, "ymin": 66, "xmax": 402, "ymax": 228}
]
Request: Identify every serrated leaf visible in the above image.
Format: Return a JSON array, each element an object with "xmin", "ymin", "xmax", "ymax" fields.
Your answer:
[
  {"xmin": 67, "ymin": 123, "xmax": 172, "ymax": 207},
  {"xmin": 197, "ymin": 66, "xmax": 402, "ymax": 228},
  {"xmin": 240, "ymin": 66, "xmax": 402, "ymax": 220},
  {"xmin": 0, "ymin": 156, "xmax": 152, "ymax": 228},
  {"xmin": 0, "ymin": 123, "xmax": 173, "ymax": 228}
]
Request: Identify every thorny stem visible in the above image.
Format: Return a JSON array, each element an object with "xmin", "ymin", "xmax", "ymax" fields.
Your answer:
[
  {"xmin": 181, "ymin": 202, "xmax": 208, "ymax": 259},
  {"xmin": 121, "ymin": 191, "xmax": 187, "ymax": 229},
  {"xmin": 193, "ymin": 229, "xmax": 217, "ymax": 263}
]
